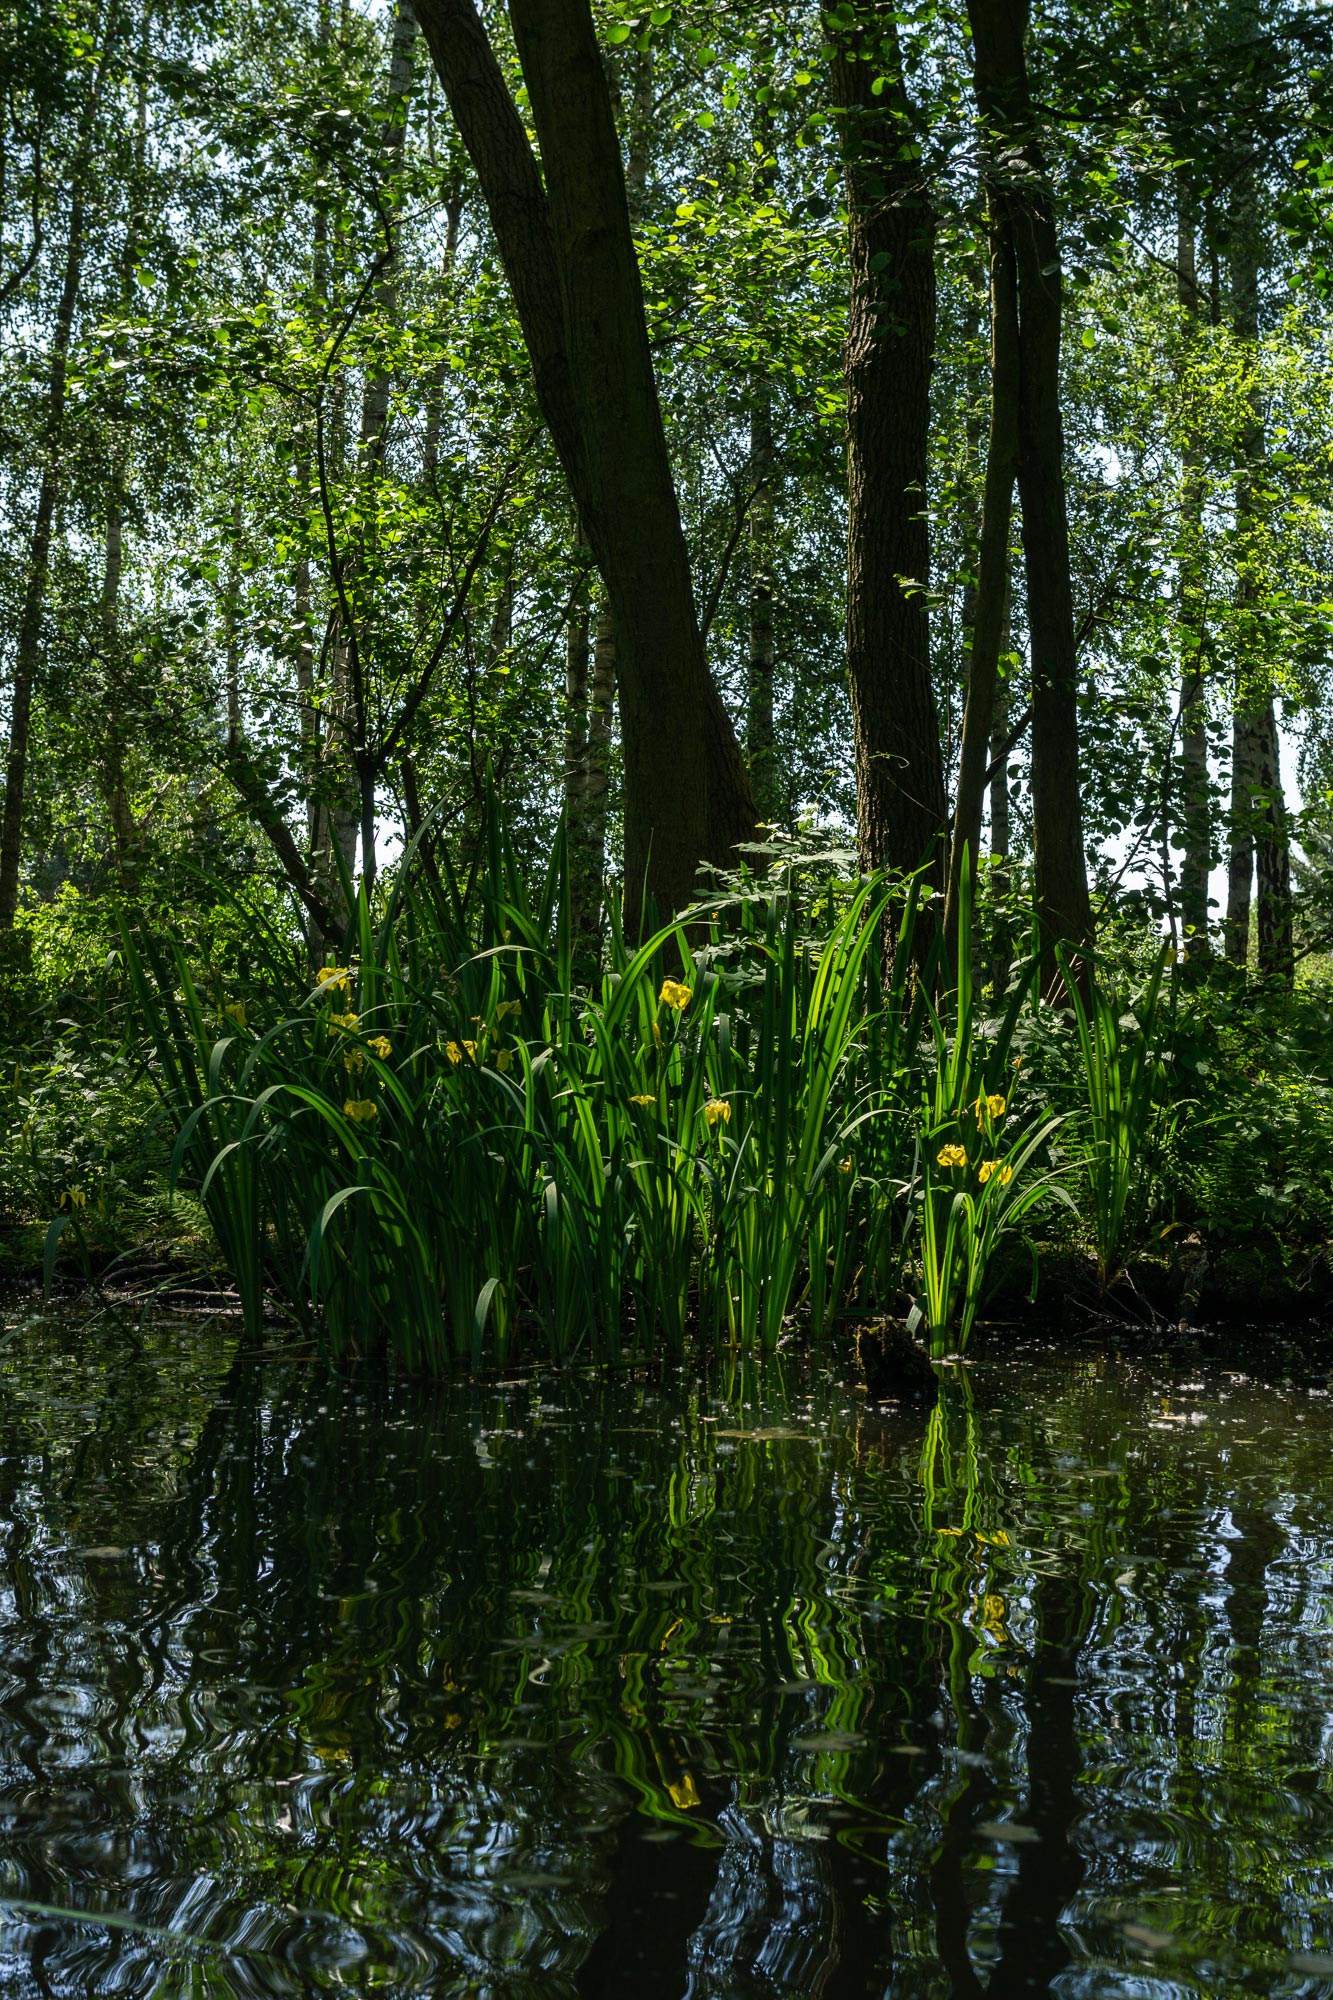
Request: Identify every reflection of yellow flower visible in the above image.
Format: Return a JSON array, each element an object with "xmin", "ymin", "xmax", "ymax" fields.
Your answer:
[
  {"xmin": 629, "ymin": 1093, "xmax": 656, "ymax": 1107},
  {"xmin": 343, "ymin": 1098, "xmax": 379, "ymax": 1123},
  {"xmin": 980, "ymin": 1592, "xmax": 1009, "ymax": 1638},
  {"xmin": 978, "ymin": 1160, "xmax": 1012, "ymax": 1186},
  {"xmin": 659, "ymin": 978, "xmax": 692, "ymax": 1012},
  {"xmin": 936, "ymin": 1143, "xmax": 967, "ymax": 1169},
  {"xmin": 445, "ymin": 1040, "xmax": 476, "ymax": 1065},
  {"xmin": 703, "ymin": 1098, "xmax": 731, "ymax": 1127},
  {"xmin": 367, "ymin": 1035, "xmax": 392, "ymax": 1059},
  {"xmin": 666, "ymin": 1773, "xmax": 700, "ymax": 1810}
]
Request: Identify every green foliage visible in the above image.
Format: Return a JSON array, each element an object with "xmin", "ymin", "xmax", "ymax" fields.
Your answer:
[
  {"xmin": 0, "ymin": 1030, "xmax": 184, "ymax": 1263},
  {"xmin": 1167, "ymin": 974, "xmax": 1333, "ymax": 1245},
  {"xmin": 911, "ymin": 856, "xmax": 1071, "ymax": 1353},
  {"xmin": 1059, "ymin": 944, "xmax": 1178, "ymax": 1291},
  {"xmin": 120, "ymin": 818, "xmax": 1171, "ymax": 1368},
  {"xmin": 125, "ymin": 820, "xmax": 948, "ymax": 1365}
]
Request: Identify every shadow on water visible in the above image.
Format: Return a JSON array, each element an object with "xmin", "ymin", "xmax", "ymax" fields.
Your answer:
[{"xmin": 0, "ymin": 1311, "xmax": 1331, "ymax": 1994}]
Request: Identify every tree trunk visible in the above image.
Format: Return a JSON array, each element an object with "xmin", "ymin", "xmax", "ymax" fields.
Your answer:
[
  {"xmin": 1253, "ymin": 696, "xmax": 1292, "ymax": 982},
  {"xmin": 587, "ymin": 601, "xmax": 616, "ymax": 883},
  {"xmin": 507, "ymin": 0, "xmax": 711, "ymax": 920},
  {"xmin": 747, "ymin": 373, "xmax": 778, "ymax": 823},
  {"xmin": 345, "ymin": 0, "xmax": 418, "ymax": 896},
  {"xmin": 1175, "ymin": 176, "xmax": 1210, "ymax": 958},
  {"xmin": 0, "ymin": 44, "xmax": 110, "ymax": 929},
  {"xmin": 945, "ymin": 184, "xmax": 1019, "ymax": 954},
  {"xmin": 413, "ymin": 0, "xmax": 758, "ymax": 922},
  {"xmin": 101, "ymin": 20, "xmax": 149, "ymax": 896},
  {"xmin": 310, "ymin": 0, "xmax": 417, "ymax": 916},
  {"xmin": 989, "ymin": 612, "xmax": 1014, "ymax": 992},
  {"xmin": 826, "ymin": 0, "xmax": 947, "ymax": 892},
  {"xmin": 564, "ymin": 540, "xmax": 595, "ymax": 943},
  {"xmin": 1223, "ymin": 77, "xmax": 1291, "ymax": 988},
  {"xmin": 966, "ymin": 0, "xmax": 1091, "ymax": 971},
  {"xmin": 1224, "ymin": 696, "xmax": 1258, "ymax": 967},
  {"xmin": 224, "ymin": 499, "xmax": 242, "ymax": 755},
  {"xmin": 358, "ymin": 0, "xmax": 417, "ymax": 467},
  {"xmin": 580, "ymin": 596, "xmax": 616, "ymax": 936},
  {"xmin": 100, "ymin": 486, "xmax": 137, "ymax": 890},
  {"xmin": 294, "ymin": 522, "xmax": 317, "ymax": 851},
  {"xmin": 421, "ymin": 169, "xmax": 464, "ymax": 489}
]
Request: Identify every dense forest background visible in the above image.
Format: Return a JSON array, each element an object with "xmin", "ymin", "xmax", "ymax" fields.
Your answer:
[{"xmin": 5, "ymin": 0, "xmax": 1333, "ymax": 979}]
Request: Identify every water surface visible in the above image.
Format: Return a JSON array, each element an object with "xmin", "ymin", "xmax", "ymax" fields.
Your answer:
[{"xmin": 0, "ymin": 1308, "xmax": 1331, "ymax": 1995}]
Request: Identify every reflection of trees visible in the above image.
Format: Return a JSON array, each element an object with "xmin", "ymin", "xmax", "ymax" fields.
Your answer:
[
  {"xmin": 683, "ymin": 1793, "xmax": 841, "ymax": 1998},
  {"xmin": 0, "ymin": 1322, "xmax": 1332, "ymax": 1992}
]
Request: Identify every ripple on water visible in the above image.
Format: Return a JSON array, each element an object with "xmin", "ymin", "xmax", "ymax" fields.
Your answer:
[{"xmin": 0, "ymin": 1317, "xmax": 1331, "ymax": 1994}]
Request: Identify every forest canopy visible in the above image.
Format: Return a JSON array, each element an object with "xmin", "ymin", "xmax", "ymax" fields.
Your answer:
[{"xmin": 4, "ymin": 0, "xmax": 1333, "ymax": 972}]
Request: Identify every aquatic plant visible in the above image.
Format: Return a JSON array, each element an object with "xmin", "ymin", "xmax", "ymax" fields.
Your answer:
[
  {"xmin": 122, "ymin": 812, "xmax": 936, "ymax": 1368},
  {"xmin": 1058, "ymin": 944, "xmax": 1176, "ymax": 1292},
  {"xmin": 909, "ymin": 851, "xmax": 1070, "ymax": 1354}
]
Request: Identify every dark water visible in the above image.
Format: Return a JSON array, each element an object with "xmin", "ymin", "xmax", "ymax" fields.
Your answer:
[{"xmin": 0, "ymin": 1314, "xmax": 1332, "ymax": 1996}]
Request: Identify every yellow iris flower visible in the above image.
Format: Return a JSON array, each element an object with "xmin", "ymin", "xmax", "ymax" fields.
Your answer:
[
  {"xmin": 703, "ymin": 1098, "xmax": 731, "ymax": 1127},
  {"xmin": 659, "ymin": 978, "xmax": 692, "ymax": 1012},
  {"xmin": 936, "ymin": 1143, "xmax": 967, "ymax": 1169}
]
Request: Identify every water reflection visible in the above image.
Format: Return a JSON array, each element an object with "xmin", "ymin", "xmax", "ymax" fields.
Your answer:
[{"xmin": 0, "ymin": 1315, "xmax": 1330, "ymax": 1994}]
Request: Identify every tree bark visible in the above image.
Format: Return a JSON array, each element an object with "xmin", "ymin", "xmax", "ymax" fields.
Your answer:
[
  {"xmin": 945, "ymin": 184, "xmax": 1019, "ymax": 954},
  {"xmin": 826, "ymin": 0, "xmax": 947, "ymax": 892},
  {"xmin": 347, "ymin": 0, "xmax": 418, "ymax": 897},
  {"xmin": 224, "ymin": 498, "xmax": 242, "ymax": 755},
  {"xmin": 358, "ymin": 0, "xmax": 417, "ymax": 468},
  {"xmin": 1253, "ymin": 695, "xmax": 1292, "ymax": 982},
  {"xmin": 1224, "ymin": 696, "xmax": 1258, "ymax": 967},
  {"xmin": 564, "ymin": 538, "xmax": 594, "ymax": 941},
  {"xmin": 100, "ymin": 18, "xmax": 149, "ymax": 895},
  {"xmin": 413, "ymin": 0, "xmax": 758, "ymax": 922},
  {"xmin": 966, "ymin": 0, "xmax": 1091, "ymax": 970},
  {"xmin": 989, "ymin": 609, "xmax": 1014, "ymax": 992},
  {"xmin": 745, "ymin": 90, "xmax": 778, "ymax": 826},
  {"xmin": 581, "ymin": 595, "xmax": 616, "ymax": 934},
  {"xmin": 1175, "ymin": 176, "xmax": 1211, "ymax": 958},
  {"xmin": 0, "ymin": 42, "xmax": 111, "ymax": 929},
  {"xmin": 100, "ymin": 485, "xmax": 137, "ymax": 890},
  {"xmin": 421, "ymin": 167, "xmax": 464, "ymax": 490},
  {"xmin": 1222, "ymin": 67, "xmax": 1291, "ymax": 987},
  {"xmin": 747, "ymin": 373, "xmax": 778, "ymax": 823}
]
